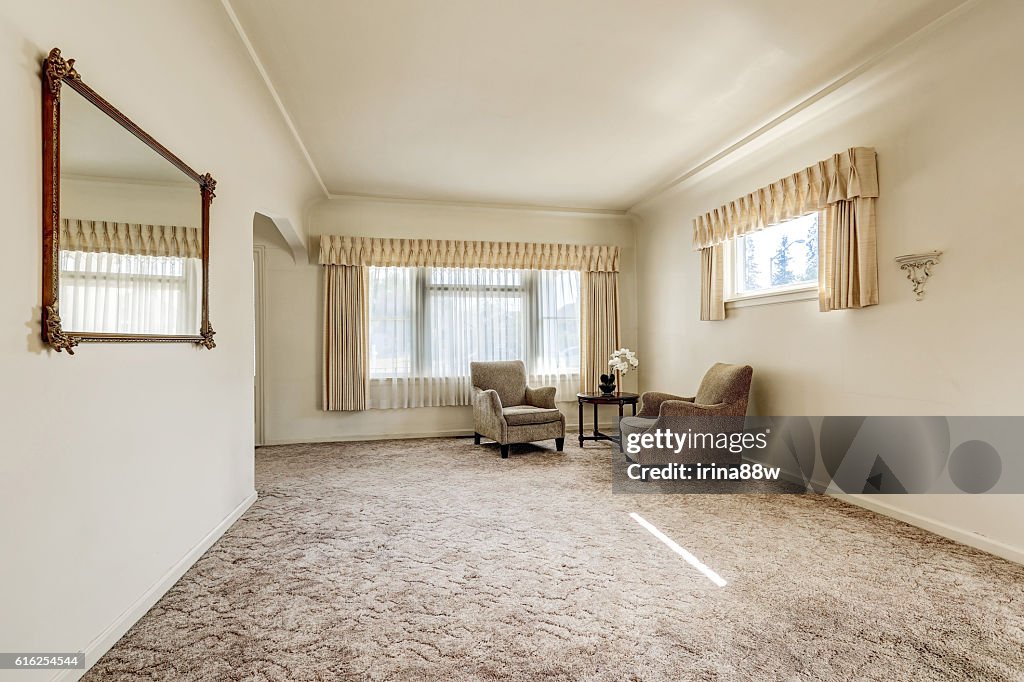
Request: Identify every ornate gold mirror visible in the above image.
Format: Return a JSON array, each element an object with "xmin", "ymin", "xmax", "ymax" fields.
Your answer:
[{"xmin": 42, "ymin": 48, "xmax": 216, "ymax": 354}]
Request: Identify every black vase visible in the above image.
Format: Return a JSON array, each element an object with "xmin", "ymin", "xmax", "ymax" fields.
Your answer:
[{"xmin": 598, "ymin": 373, "xmax": 617, "ymax": 395}]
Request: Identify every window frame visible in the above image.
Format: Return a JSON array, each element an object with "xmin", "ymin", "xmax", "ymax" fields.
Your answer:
[
  {"xmin": 367, "ymin": 266, "xmax": 581, "ymax": 382},
  {"xmin": 723, "ymin": 212, "xmax": 820, "ymax": 308}
]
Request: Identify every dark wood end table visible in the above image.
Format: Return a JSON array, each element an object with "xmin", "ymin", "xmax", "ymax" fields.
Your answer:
[{"xmin": 577, "ymin": 392, "xmax": 640, "ymax": 447}]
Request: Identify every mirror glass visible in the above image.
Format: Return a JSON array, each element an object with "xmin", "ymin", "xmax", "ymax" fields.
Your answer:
[{"xmin": 59, "ymin": 86, "xmax": 202, "ymax": 336}]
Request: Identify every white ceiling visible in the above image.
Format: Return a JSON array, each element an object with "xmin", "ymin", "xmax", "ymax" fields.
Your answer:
[{"xmin": 229, "ymin": 0, "xmax": 964, "ymax": 210}]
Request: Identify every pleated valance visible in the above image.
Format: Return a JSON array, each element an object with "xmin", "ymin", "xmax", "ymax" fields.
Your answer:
[
  {"xmin": 60, "ymin": 219, "xmax": 201, "ymax": 258},
  {"xmin": 318, "ymin": 235, "xmax": 619, "ymax": 273},
  {"xmin": 692, "ymin": 147, "xmax": 878, "ymax": 250}
]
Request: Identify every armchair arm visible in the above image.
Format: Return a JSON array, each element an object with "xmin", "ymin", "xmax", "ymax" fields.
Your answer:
[
  {"xmin": 472, "ymin": 387, "xmax": 506, "ymax": 442},
  {"xmin": 638, "ymin": 391, "xmax": 693, "ymax": 418},
  {"xmin": 473, "ymin": 387, "xmax": 503, "ymax": 414},
  {"xmin": 658, "ymin": 400, "xmax": 743, "ymax": 418},
  {"xmin": 525, "ymin": 385, "xmax": 557, "ymax": 409}
]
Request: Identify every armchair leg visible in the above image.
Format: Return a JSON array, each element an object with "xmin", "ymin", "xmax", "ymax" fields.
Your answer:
[
  {"xmin": 474, "ymin": 432, "xmax": 481, "ymax": 445},
  {"xmin": 500, "ymin": 444, "xmax": 509, "ymax": 459},
  {"xmin": 555, "ymin": 437, "xmax": 564, "ymax": 452}
]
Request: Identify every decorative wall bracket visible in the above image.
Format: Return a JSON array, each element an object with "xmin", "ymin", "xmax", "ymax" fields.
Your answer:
[{"xmin": 896, "ymin": 251, "xmax": 942, "ymax": 300}]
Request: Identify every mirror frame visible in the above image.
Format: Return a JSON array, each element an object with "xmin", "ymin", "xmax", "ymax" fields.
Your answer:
[{"xmin": 41, "ymin": 48, "xmax": 216, "ymax": 354}]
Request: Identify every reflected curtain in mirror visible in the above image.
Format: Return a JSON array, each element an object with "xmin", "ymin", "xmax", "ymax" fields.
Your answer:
[{"xmin": 59, "ymin": 219, "xmax": 201, "ymax": 335}]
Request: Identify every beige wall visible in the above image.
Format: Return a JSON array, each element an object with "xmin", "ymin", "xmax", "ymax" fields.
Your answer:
[
  {"xmin": 61, "ymin": 177, "xmax": 200, "ymax": 227},
  {"xmin": 632, "ymin": 0, "xmax": 1024, "ymax": 560},
  {"xmin": 0, "ymin": 1, "xmax": 321, "ymax": 675},
  {"xmin": 256, "ymin": 197, "xmax": 637, "ymax": 444}
]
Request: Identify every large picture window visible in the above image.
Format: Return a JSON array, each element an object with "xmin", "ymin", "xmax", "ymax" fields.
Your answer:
[
  {"xmin": 727, "ymin": 213, "xmax": 818, "ymax": 301},
  {"xmin": 368, "ymin": 266, "xmax": 580, "ymax": 409}
]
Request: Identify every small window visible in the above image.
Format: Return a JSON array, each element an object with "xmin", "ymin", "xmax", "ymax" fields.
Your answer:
[{"xmin": 728, "ymin": 213, "xmax": 818, "ymax": 300}]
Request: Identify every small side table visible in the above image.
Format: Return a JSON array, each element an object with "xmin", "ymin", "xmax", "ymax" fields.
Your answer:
[{"xmin": 577, "ymin": 392, "xmax": 640, "ymax": 447}]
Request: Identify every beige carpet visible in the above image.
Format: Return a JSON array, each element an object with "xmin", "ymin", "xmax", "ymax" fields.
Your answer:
[{"xmin": 86, "ymin": 438, "xmax": 1024, "ymax": 681}]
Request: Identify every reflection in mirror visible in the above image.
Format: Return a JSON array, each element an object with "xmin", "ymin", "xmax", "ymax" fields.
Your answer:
[{"xmin": 58, "ymin": 85, "xmax": 202, "ymax": 336}]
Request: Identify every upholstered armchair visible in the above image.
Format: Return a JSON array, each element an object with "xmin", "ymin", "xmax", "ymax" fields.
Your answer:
[
  {"xmin": 619, "ymin": 362, "xmax": 753, "ymax": 466},
  {"xmin": 470, "ymin": 360, "xmax": 565, "ymax": 458}
]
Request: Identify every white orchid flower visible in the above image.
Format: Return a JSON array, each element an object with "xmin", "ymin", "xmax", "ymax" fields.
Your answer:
[{"xmin": 606, "ymin": 347, "xmax": 639, "ymax": 375}]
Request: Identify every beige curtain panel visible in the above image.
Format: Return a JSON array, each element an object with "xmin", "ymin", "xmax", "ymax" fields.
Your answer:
[
  {"xmin": 61, "ymin": 219, "xmax": 201, "ymax": 258},
  {"xmin": 319, "ymin": 235, "xmax": 619, "ymax": 273},
  {"xmin": 692, "ymin": 146, "xmax": 878, "ymax": 317},
  {"xmin": 699, "ymin": 245, "xmax": 725, "ymax": 321},
  {"xmin": 818, "ymin": 196, "xmax": 878, "ymax": 311},
  {"xmin": 580, "ymin": 271, "xmax": 620, "ymax": 394},
  {"xmin": 323, "ymin": 265, "xmax": 369, "ymax": 411}
]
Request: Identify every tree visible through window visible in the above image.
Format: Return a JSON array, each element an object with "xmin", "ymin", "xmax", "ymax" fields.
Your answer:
[{"xmin": 733, "ymin": 213, "xmax": 818, "ymax": 297}]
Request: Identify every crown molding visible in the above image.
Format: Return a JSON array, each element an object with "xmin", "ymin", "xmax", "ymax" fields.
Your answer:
[
  {"xmin": 326, "ymin": 191, "xmax": 629, "ymax": 217},
  {"xmin": 220, "ymin": 0, "xmax": 329, "ymax": 197},
  {"xmin": 628, "ymin": 0, "xmax": 978, "ymax": 212}
]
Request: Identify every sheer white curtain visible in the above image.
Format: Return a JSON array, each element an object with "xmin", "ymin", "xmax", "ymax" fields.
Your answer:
[
  {"xmin": 367, "ymin": 266, "xmax": 580, "ymax": 409},
  {"xmin": 59, "ymin": 250, "xmax": 201, "ymax": 335},
  {"xmin": 533, "ymin": 269, "xmax": 580, "ymax": 398}
]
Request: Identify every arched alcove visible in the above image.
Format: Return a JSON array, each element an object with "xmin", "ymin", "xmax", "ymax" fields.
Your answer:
[{"xmin": 253, "ymin": 211, "xmax": 307, "ymax": 264}]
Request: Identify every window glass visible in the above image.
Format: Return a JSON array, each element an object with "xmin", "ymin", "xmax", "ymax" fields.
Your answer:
[{"xmin": 734, "ymin": 213, "xmax": 818, "ymax": 296}]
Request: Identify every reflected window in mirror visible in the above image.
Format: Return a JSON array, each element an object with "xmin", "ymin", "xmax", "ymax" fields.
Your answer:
[{"xmin": 58, "ymin": 228, "xmax": 201, "ymax": 335}]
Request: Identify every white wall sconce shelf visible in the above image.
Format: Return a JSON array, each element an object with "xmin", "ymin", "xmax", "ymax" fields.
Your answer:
[{"xmin": 895, "ymin": 251, "xmax": 942, "ymax": 300}]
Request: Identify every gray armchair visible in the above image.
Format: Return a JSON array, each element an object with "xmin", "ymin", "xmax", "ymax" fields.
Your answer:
[
  {"xmin": 620, "ymin": 362, "xmax": 753, "ymax": 465},
  {"xmin": 470, "ymin": 360, "xmax": 565, "ymax": 458}
]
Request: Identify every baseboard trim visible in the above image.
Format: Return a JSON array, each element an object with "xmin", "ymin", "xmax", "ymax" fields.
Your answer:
[
  {"xmin": 57, "ymin": 491, "xmax": 258, "ymax": 682},
  {"xmin": 829, "ymin": 493, "xmax": 1024, "ymax": 566},
  {"xmin": 263, "ymin": 429, "xmax": 475, "ymax": 445},
  {"xmin": 262, "ymin": 422, "xmax": 620, "ymax": 446},
  {"xmin": 741, "ymin": 457, "xmax": 1023, "ymax": 565}
]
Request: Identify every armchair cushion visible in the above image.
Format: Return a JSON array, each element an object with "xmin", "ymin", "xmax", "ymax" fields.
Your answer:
[
  {"xmin": 620, "ymin": 416, "xmax": 657, "ymax": 450},
  {"xmin": 525, "ymin": 385, "xmax": 557, "ymax": 409},
  {"xmin": 502, "ymin": 405, "xmax": 563, "ymax": 426}
]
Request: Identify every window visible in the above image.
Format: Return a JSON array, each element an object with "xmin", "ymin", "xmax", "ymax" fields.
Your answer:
[
  {"xmin": 727, "ymin": 213, "xmax": 818, "ymax": 301},
  {"xmin": 367, "ymin": 266, "xmax": 580, "ymax": 408}
]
